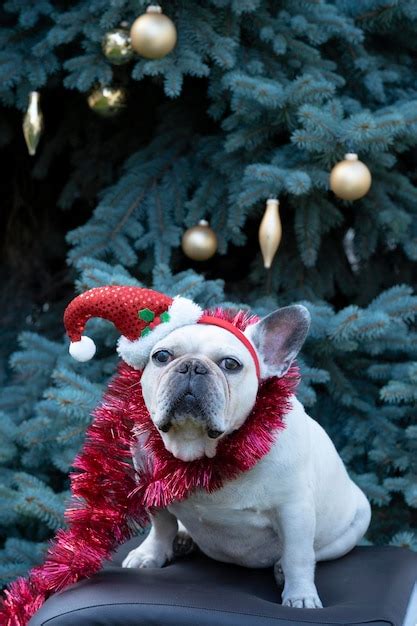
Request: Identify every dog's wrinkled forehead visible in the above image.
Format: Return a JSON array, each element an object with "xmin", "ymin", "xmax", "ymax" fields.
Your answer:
[{"xmin": 151, "ymin": 323, "xmax": 257, "ymax": 369}]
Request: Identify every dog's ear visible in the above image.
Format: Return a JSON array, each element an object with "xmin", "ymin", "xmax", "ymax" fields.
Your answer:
[{"xmin": 245, "ymin": 305, "xmax": 310, "ymax": 378}]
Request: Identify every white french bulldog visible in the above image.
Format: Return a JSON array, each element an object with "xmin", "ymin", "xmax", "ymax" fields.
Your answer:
[{"xmin": 122, "ymin": 305, "xmax": 371, "ymax": 609}]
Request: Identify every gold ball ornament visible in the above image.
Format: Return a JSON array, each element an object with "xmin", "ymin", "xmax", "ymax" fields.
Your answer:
[
  {"xmin": 87, "ymin": 85, "xmax": 127, "ymax": 117},
  {"xmin": 102, "ymin": 28, "xmax": 134, "ymax": 65},
  {"xmin": 259, "ymin": 198, "xmax": 282, "ymax": 269},
  {"xmin": 330, "ymin": 153, "xmax": 372, "ymax": 201},
  {"xmin": 130, "ymin": 5, "xmax": 177, "ymax": 60},
  {"xmin": 182, "ymin": 220, "xmax": 218, "ymax": 261},
  {"xmin": 23, "ymin": 91, "xmax": 44, "ymax": 156}
]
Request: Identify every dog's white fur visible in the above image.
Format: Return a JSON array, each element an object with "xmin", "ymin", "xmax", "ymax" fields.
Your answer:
[{"xmin": 122, "ymin": 307, "xmax": 371, "ymax": 609}]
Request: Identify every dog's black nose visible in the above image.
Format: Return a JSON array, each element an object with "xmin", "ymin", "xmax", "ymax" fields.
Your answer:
[
  {"xmin": 207, "ymin": 428, "xmax": 224, "ymax": 439},
  {"xmin": 175, "ymin": 359, "xmax": 208, "ymax": 375}
]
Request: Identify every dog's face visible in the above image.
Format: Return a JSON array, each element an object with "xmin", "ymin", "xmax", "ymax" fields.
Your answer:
[{"xmin": 140, "ymin": 305, "xmax": 310, "ymax": 461}]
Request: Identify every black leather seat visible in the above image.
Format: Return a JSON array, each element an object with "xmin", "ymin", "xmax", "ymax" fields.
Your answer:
[{"xmin": 29, "ymin": 540, "xmax": 417, "ymax": 626}]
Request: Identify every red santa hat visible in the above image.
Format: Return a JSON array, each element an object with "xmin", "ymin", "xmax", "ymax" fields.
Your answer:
[{"xmin": 64, "ymin": 286, "xmax": 261, "ymax": 377}]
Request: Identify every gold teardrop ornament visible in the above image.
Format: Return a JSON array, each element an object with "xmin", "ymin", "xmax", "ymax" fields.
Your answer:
[
  {"xmin": 23, "ymin": 91, "xmax": 44, "ymax": 156},
  {"xmin": 259, "ymin": 199, "xmax": 282, "ymax": 269}
]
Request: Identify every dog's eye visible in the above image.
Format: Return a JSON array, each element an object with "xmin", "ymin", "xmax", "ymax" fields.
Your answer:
[
  {"xmin": 152, "ymin": 350, "xmax": 173, "ymax": 365},
  {"xmin": 219, "ymin": 357, "xmax": 242, "ymax": 372}
]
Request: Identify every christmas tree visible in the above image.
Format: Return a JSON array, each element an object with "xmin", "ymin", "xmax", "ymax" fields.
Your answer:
[{"xmin": 1, "ymin": 0, "xmax": 417, "ymax": 587}]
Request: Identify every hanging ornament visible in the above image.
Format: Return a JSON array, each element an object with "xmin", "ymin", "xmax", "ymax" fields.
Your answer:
[
  {"xmin": 102, "ymin": 28, "xmax": 134, "ymax": 65},
  {"xmin": 182, "ymin": 220, "xmax": 218, "ymax": 261},
  {"xmin": 330, "ymin": 153, "xmax": 372, "ymax": 201},
  {"xmin": 87, "ymin": 85, "xmax": 127, "ymax": 117},
  {"xmin": 259, "ymin": 198, "xmax": 282, "ymax": 269},
  {"xmin": 22, "ymin": 91, "xmax": 44, "ymax": 156},
  {"xmin": 130, "ymin": 5, "xmax": 177, "ymax": 60}
]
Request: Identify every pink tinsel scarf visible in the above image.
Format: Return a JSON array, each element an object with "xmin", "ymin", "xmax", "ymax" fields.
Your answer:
[{"xmin": 0, "ymin": 361, "xmax": 299, "ymax": 626}]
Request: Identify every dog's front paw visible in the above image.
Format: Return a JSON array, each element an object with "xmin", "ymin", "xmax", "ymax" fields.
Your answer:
[
  {"xmin": 122, "ymin": 545, "xmax": 169, "ymax": 569},
  {"xmin": 173, "ymin": 530, "xmax": 196, "ymax": 558},
  {"xmin": 282, "ymin": 587, "xmax": 323, "ymax": 609}
]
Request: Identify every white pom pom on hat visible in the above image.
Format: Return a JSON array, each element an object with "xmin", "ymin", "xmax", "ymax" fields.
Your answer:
[{"xmin": 69, "ymin": 335, "xmax": 97, "ymax": 362}]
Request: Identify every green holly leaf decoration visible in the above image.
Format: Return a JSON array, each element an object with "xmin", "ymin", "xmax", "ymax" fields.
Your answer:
[
  {"xmin": 160, "ymin": 312, "xmax": 171, "ymax": 323},
  {"xmin": 141, "ymin": 327, "xmax": 152, "ymax": 337},
  {"xmin": 138, "ymin": 308, "xmax": 155, "ymax": 322}
]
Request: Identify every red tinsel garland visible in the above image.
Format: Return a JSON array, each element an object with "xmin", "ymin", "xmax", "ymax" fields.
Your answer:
[{"xmin": 0, "ymin": 358, "xmax": 299, "ymax": 626}]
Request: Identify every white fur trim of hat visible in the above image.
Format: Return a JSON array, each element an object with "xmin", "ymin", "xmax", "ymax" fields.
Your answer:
[{"xmin": 117, "ymin": 296, "xmax": 203, "ymax": 369}]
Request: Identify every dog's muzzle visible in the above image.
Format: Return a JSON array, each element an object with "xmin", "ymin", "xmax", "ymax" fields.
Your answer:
[{"xmin": 157, "ymin": 357, "xmax": 227, "ymax": 438}]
